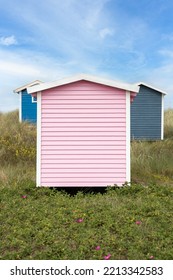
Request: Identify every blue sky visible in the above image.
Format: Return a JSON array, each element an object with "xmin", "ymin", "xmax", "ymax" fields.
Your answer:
[{"xmin": 0, "ymin": 0, "xmax": 173, "ymax": 111}]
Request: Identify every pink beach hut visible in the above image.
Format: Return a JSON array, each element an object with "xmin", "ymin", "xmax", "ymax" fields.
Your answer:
[{"xmin": 28, "ymin": 74, "xmax": 138, "ymax": 187}]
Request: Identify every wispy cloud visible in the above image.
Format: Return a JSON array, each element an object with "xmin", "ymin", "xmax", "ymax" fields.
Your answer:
[
  {"xmin": 0, "ymin": 48, "xmax": 75, "ymax": 82},
  {"xmin": 83, "ymin": 0, "xmax": 110, "ymax": 29},
  {"xmin": 0, "ymin": 35, "xmax": 17, "ymax": 46},
  {"xmin": 99, "ymin": 28, "xmax": 114, "ymax": 39},
  {"xmin": 0, "ymin": 60, "xmax": 40, "ymax": 77}
]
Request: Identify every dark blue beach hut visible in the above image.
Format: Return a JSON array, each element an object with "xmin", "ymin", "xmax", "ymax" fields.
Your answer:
[
  {"xmin": 131, "ymin": 83, "xmax": 166, "ymax": 140},
  {"xmin": 14, "ymin": 80, "xmax": 42, "ymax": 123}
]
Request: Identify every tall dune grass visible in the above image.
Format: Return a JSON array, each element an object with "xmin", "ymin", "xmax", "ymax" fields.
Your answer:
[
  {"xmin": 0, "ymin": 110, "xmax": 36, "ymax": 165},
  {"xmin": 131, "ymin": 109, "xmax": 173, "ymax": 185},
  {"xmin": 164, "ymin": 109, "xmax": 173, "ymax": 139},
  {"xmin": 131, "ymin": 139, "xmax": 173, "ymax": 185}
]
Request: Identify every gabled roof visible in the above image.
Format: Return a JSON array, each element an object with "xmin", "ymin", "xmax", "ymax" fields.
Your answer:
[
  {"xmin": 27, "ymin": 74, "xmax": 139, "ymax": 94},
  {"xmin": 14, "ymin": 80, "xmax": 43, "ymax": 93},
  {"xmin": 137, "ymin": 82, "xmax": 167, "ymax": 95}
]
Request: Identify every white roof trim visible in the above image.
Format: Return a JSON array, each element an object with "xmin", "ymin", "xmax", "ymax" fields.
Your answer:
[
  {"xmin": 137, "ymin": 82, "xmax": 167, "ymax": 95},
  {"xmin": 27, "ymin": 74, "xmax": 139, "ymax": 94},
  {"xmin": 14, "ymin": 80, "xmax": 43, "ymax": 93}
]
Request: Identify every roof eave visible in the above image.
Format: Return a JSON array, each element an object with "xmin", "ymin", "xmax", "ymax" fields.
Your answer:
[
  {"xmin": 13, "ymin": 80, "xmax": 43, "ymax": 94},
  {"xmin": 137, "ymin": 82, "xmax": 167, "ymax": 95},
  {"xmin": 27, "ymin": 74, "xmax": 139, "ymax": 94}
]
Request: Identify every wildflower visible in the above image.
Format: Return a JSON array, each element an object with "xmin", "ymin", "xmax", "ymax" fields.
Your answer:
[
  {"xmin": 104, "ymin": 254, "xmax": 111, "ymax": 260},
  {"xmin": 95, "ymin": 246, "xmax": 101, "ymax": 250},
  {"xmin": 135, "ymin": 220, "xmax": 142, "ymax": 225},
  {"xmin": 149, "ymin": 255, "xmax": 154, "ymax": 259},
  {"xmin": 22, "ymin": 195, "xmax": 27, "ymax": 199},
  {"xmin": 76, "ymin": 218, "xmax": 83, "ymax": 223}
]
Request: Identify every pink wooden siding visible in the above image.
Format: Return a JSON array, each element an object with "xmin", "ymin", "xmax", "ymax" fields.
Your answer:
[{"xmin": 40, "ymin": 81, "xmax": 127, "ymax": 187}]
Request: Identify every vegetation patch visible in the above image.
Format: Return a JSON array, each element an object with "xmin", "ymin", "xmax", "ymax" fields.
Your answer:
[
  {"xmin": 0, "ymin": 111, "xmax": 36, "ymax": 165},
  {"xmin": 0, "ymin": 183, "xmax": 173, "ymax": 260},
  {"xmin": 0, "ymin": 109, "xmax": 173, "ymax": 259}
]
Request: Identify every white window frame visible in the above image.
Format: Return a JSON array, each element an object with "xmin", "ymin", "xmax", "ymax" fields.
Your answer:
[{"xmin": 32, "ymin": 96, "xmax": 37, "ymax": 103}]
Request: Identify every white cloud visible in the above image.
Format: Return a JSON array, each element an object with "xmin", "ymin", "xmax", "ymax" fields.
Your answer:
[
  {"xmin": 99, "ymin": 28, "xmax": 114, "ymax": 39},
  {"xmin": 0, "ymin": 61, "xmax": 40, "ymax": 77},
  {"xmin": 0, "ymin": 49, "xmax": 75, "ymax": 83},
  {"xmin": 0, "ymin": 35, "xmax": 17, "ymax": 46}
]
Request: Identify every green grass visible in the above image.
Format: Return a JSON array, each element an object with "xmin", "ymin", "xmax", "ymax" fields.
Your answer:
[
  {"xmin": 1, "ymin": 183, "xmax": 173, "ymax": 260},
  {"xmin": 0, "ymin": 109, "xmax": 173, "ymax": 260}
]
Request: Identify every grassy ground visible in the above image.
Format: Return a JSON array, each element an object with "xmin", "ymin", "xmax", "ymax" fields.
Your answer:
[{"xmin": 0, "ymin": 109, "xmax": 173, "ymax": 260}]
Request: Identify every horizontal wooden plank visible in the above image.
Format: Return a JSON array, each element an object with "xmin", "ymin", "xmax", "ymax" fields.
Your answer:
[
  {"xmin": 41, "ymin": 131, "xmax": 126, "ymax": 137},
  {"xmin": 41, "ymin": 136, "xmax": 126, "ymax": 142},
  {"xmin": 41, "ymin": 126, "xmax": 126, "ymax": 132},
  {"xmin": 42, "ymin": 108, "xmax": 126, "ymax": 114},
  {"xmin": 41, "ymin": 104, "xmax": 126, "ymax": 109},
  {"xmin": 41, "ymin": 173, "xmax": 126, "ymax": 179},
  {"xmin": 41, "ymin": 149, "xmax": 126, "ymax": 155},
  {"xmin": 41, "ymin": 168, "xmax": 125, "ymax": 173},
  {"xmin": 41, "ymin": 95, "xmax": 125, "ymax": 101},
  {"xmin": 41, "ymin": 145, "xmax": 125, "ymax": 150},
  {"xmin": 41, "ymin": 122, "xmax": 126, "ymax": 127},
  {"xmin": 41, "ymin": 141, "xmax": 126, "ymax": 147},
  {"xmin": 42, "ymin": 99, "xmax": 125, "ymax": 104},
  {"xmin": 40, "ymin": 181, "xmax": 125, "ymax": 187},
  {"xmin": 41, "ymin": 118, "xmax": 126, "ymax": 123},
  {"xmin": 41, "ymin": 154, "xmax": 126, "ymax": 160},
  {"xmin": 41, "ymin": 178, "xmax": 125, "ymax": 183},
  {"xmin": 41, "ymin": 158, "xmax": 126, "ymax": 164},
  {"xmin": 41, "ymin": 177, "xmax": 125, "ymax": 182},
  {"xmin": 41, "ymin": 163, "xmax": 126, "ymax": 168},
  {"xmin": 131, "ymin": 116, "xmax": 161, "ymax": 120},
  {"xmin": 41, "ymin": 113, "xmax": 126, "ymax": 118},
  {"xmin": 42, "ymin": 90, "xmax": 126, "ymax": 97}
]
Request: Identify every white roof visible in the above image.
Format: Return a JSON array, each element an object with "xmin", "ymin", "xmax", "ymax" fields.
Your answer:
[
  {"xmin": 137, "ymin": 82, "xmax": 167, "ymax": 95},
  {"xmin": 27, "ymin": 74, "xmax": 139, "ymax": 94},
  {"xmin": 14, "ymin": 80, "xmax": 43, "ymax": 93}
]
